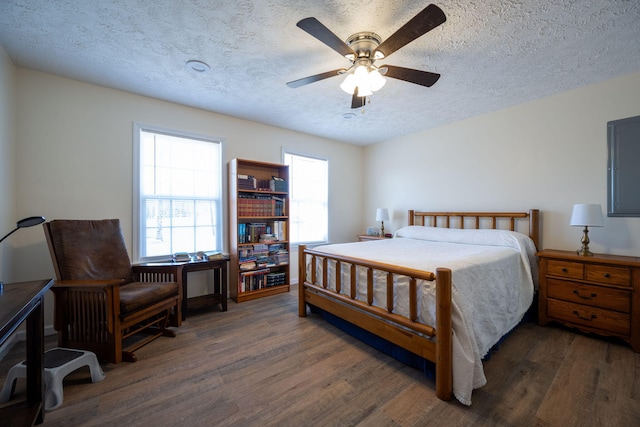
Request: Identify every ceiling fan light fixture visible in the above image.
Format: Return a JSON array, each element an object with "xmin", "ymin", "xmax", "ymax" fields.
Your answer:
[
  {"xmin": 340, "ymin": 64, "xmax": 385, "ymax": 96},
  {"xmin": 356, "ymin": 85, "xmax": 373, "ymax": 97},
  {"xmin": 369, "ymin": 69, "xmax": 386, "ymax": 91},
  {"xmin": 287, "ymin": 5, "xmax": 446, "ymax": 108},
  {"xmin": 340, "ymin": 73, "xmax": 357, "ymax": 94},
  {"xmin": 353, "ymin": 64, "xmax": 368, "ymax": 79}
]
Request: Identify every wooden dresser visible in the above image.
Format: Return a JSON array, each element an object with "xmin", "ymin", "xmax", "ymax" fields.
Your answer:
[{"xmin": 537, "ymin": 249, "xmax": 640, "ymax": 352}]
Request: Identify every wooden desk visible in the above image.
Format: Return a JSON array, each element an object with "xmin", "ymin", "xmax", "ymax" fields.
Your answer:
[
  {"xmin": 0, "ymin": 279, "xmax": 54, "ymax": 426},
  {"xmin": 136, "ymin": 258, "xmax": 228, "ymax": 320}
]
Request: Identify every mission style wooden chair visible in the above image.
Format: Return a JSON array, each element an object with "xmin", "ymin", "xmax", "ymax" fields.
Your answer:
[{"xmin": 43, "ymin": 219, "xmax": 183, "ymax": 363}]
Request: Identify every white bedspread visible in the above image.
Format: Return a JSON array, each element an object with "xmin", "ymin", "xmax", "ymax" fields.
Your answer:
[{"xmin": 310, "ymin": 226, "xmax": 538, "ymax": 405}]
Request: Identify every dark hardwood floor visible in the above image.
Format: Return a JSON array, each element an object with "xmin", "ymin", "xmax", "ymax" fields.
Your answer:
[{"xmin": 1, "ymin": 287, "xmax": 639, "ymax": 426}]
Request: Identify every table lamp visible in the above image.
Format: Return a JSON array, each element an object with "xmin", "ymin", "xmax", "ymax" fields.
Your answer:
[
  {"xmin": 376, "ymin": 208, "xmax": 389, "ymax": 237},
  {"xmin": 569, "ymin": 204, "xmax": 603, "ymax": 256},
  {"xmin": 0, "ymin": 216, "xmax": 45, "ymax": 290}
]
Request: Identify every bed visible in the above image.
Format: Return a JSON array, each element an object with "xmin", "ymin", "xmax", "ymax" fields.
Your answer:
[{"xmin": 297, "ymin": 209, "xmax": 540, "ymax": 405}]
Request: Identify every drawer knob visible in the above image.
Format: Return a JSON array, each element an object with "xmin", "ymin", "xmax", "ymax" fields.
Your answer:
[
  {"xmin": 573, "ymin": 290, "xmax": 596, "ymax": 300},
  {"xmin": 603, "ymin": 273, "xmax": 610, "ymax": 278},
  {"xmin": 572, "ymin": 310, "xmax": 597, "ymax": 322},
  {"xmin": 561, "ymin": 268, "xmax": 568, "ymax": 273}
]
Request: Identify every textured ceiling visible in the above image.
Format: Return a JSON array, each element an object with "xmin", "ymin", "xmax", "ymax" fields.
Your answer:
[{"xmin": 1, "ymin": 1, "xmax": 639, "ymax": 145}]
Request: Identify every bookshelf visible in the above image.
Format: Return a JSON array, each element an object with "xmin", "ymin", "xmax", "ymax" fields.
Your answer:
[{"xmin": 229, "ymin": 158, "xmax": 290, "ymax": 302}]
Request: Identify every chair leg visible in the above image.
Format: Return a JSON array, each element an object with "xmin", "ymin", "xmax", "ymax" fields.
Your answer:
[
  {"xmin": 147, "ymin": 326, "xmax": 176, "ymax": 338},
  {"xmin": 121, "ymin": 351, "xmax": 138, "ymax": 363}
]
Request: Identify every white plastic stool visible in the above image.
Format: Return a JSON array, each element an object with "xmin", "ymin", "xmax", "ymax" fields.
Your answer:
[{"xmin": 0, "ymin": 347, "xmax": 105, "ymax": 410}]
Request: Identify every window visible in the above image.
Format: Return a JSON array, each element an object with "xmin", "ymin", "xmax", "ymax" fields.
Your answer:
[
  {"xmin": 134, "ymin": 124, "xmax": 223, "ymax": 261},
  {"xmin": 283, "ymin": 151, "xmax": 328, "ymax": 244}
]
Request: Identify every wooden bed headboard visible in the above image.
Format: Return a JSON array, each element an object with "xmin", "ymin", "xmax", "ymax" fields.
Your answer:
[{"xmin": 408, "ymin": 209, "xmax": 540, "ymax": 250}]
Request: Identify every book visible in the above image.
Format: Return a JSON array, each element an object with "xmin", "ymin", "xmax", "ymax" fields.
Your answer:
[
  {"xmin": 172, "ymin": 252, "xmax": 191, "ymax": 262},
  {"xmin": 196, "ymin": 250, "xmax": 226, "ymax": 261}
]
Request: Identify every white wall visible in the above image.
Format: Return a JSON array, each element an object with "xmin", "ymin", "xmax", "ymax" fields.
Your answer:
[
  {"xmin": 0, "ymin": 48, "xmax": 17, "ymax": 282},
  {"xmin": 364, "ymin": 72, "xmax": 640, "ymax": 257},
  {"xmin": 7, "ymin": 59, "xmax": 640, "ymax": 333},
  {"xmin": 9, "ymin": 68, "xmax": 364, "ymax": 326}
]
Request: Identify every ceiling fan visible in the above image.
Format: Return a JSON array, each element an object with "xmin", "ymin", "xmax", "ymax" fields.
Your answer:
[{"xmin": 286, "ymin": 4, "xmax": 446, "ymax": 109}]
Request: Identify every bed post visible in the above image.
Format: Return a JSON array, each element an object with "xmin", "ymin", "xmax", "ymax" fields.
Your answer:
[
  {"xmin": 435, "ymin": 267, "xmax": 453, "ymax": 401},
  {"xmin": 298, "ymin": 244, "xmax": 307, "ymax": 317},
  {"xmin": 408, "ymin": 210, "xmax": 415, "ymax": 226},
  {"xmin": 529, "ymin": 209, "xmax": 540, "ymax": 250}
]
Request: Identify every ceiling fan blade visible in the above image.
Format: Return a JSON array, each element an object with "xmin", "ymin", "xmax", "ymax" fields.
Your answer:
[
  {"xmin": 286, "ymin": 69, "xmax": 345, "ymax": 88},
  {"xmin": 297, "ymin": 17, "xmax": 356, "ymax": 58},
  {"xmin": 383, "ymin": 65, "xmax": 440, "ymax": 87},
  {"xmin": 374, "ymin": 4, "xmax": 446, "ymax": 59},
  {"xmin": 351, "ymin": 87, "xmax": 366, "ymax": 109}
]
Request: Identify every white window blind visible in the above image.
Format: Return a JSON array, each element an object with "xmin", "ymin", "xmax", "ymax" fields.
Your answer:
[
  {"xmin": 134, "ymin": 124, "xmax": 222, "ymax": 261},
  {"xmin": 284, "ymin": 151, "xmax": 328, "ymax": 244}
]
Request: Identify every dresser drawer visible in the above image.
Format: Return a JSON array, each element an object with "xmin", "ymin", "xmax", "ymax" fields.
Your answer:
[
  {"xmin": 547, "ymin": 299, "xmax": 630, "ymax": 335},
  {"xmin": 547, "ymin": 260, "xmax": 583, "ymax": 279},
  {"xmin": 546, "ymin": 278, "xmax": 631, "ymax": 313},
  {"xmin": 585, "ymin": 264, "xmax": 631, "ymax": 287}
]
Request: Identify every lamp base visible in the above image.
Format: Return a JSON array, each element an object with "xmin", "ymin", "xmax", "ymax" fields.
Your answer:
[
  {"xmin": 576, "ymin": 248, "xmax": 595, "ymax": 256},
  {"xmin": 577, "ymin": 226, "xmax": 594, "ymax": 256}
]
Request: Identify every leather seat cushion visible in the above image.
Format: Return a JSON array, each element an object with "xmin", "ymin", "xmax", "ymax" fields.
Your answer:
[{"xmin": 119, "ymin": 281, "xmax": 179, "ymax": 314}]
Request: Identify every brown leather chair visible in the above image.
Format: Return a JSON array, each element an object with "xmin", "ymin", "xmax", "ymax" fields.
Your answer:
[{"xmin": 43, "ymin": 219, "xmax": 183, "ymax": 363}]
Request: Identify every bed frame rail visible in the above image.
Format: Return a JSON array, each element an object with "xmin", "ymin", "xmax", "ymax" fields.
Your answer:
[{"xmin": 298, "ymin": 245, "xmax": 453, "ymax": 400}]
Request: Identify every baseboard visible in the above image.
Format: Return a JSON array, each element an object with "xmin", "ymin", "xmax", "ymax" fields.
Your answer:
[{"xmin": 0, "ymin": 324, "xmax": 56, "ymax": 361}]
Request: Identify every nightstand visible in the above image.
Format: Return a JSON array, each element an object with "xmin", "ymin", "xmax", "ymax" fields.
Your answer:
[
  {"xmin": 357, "ymin": 235, "xmax": 389, "ymax": 241},
  {"xmin": 537, "ymin": 249, "xmax": 640, "ymax": 352}
]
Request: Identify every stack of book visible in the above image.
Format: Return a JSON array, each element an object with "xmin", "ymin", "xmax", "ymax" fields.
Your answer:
[
  {"xmin": 270, "ymin": 176, "xmax": 287, "ymax": 192},
  {"xmin": 238, "ymin": 222, "xmax": 287, "ymax": 244},
  {"xmin": 172, "ymin": 252, "xmax": 191, "ymax": 262},
  {"xmin": 195, "ymin": 250, "xmax": 226, "ymax": 261},
  {"xmin": 237, "ymin": 174, "xmax": 256, "ymax": 190},
  {"xmin": 255, "ymin": 178, "xmax": 271, "ymax": 191},
  {"xmin": 266, "ymin": 272, "xmax": 287, "ymax": 287},
  {"xmin": 239, "ymin": 269, "xmax": 271, "ymax": 292},
  {"xmin": 237, "ymin": 194, "xmax": 286, "ymax": 217}
]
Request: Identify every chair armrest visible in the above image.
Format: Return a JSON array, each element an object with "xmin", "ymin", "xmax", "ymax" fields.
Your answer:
[{"xmin": 53, "ymin": 279, "xmax": 127, "ymax": 289}]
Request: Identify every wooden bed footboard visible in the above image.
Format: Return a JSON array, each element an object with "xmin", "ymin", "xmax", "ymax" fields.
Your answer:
[{"xmin": 298, "ymin": 244, "xmax": 453, "ymax": 400}]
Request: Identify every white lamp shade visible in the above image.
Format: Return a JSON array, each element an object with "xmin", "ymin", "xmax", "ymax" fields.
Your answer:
[
  {"xmin": 570, "ymin": 204, "xmax": 604, "ymax": 227},
  {"xmin": 340, "ymin": 74, "xmax": 357, "ymax": 94},
  {"xmin": 340, "ymin": 65, "xmax": 387, "ymax": 96},
  {"xmin": 369, "ymin": 69, "xmax": 386, "ymax": 92},
  {"xmin": 376, "ymin": 208, "xmax": 389, "ymax": 222}
]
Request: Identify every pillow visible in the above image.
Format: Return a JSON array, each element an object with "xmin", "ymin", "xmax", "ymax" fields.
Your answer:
[
  {"xmin": 394, "ymin": 225, "xmax": 527, "ymax": 248},
  {"xmin": 394, "ymin": 225, "xmax": 539, "ymax": 285}
]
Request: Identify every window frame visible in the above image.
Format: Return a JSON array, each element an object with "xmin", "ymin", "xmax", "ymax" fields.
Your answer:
[
  {"xmin": 282, "ymin": 148, "xmax": 329, "ymax": 246},
  {"xmin": 133, "ymin": 123, "xmax": 225, "ymax": 262}
]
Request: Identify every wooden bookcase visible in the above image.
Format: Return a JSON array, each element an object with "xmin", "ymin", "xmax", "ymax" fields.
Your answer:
[{"xmin": 228, "ymin": 158, "xmax": 290, "ymax": 302}]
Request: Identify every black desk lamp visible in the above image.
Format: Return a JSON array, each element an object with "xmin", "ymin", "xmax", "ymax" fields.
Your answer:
[{"xmin": 0, "ymin": 216, "xmax": 46, "ymax": 291}]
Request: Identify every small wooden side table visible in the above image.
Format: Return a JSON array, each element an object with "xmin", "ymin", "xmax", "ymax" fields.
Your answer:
[
  {"xmin": 135, "ymin": 258, "xmax": 228, "ymax": 320},
  {"xmin": 357, "ymin": 235, "xmax": 390, "ymax": 242}
]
